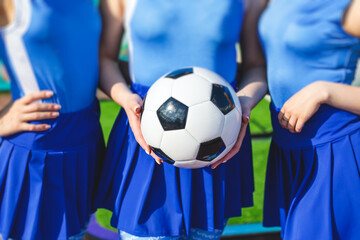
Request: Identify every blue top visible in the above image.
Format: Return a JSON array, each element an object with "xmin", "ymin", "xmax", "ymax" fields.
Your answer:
[
  {"xmin": 125, "ymin": 0, "xmax": 244, "ymax": 87},
  {"xmin": 259, "ymin": 0, "xmax": 360, "ymax": 109},
  {"xmin": 0, "ymin": 0, "xmax": 101, "ymax": 113}
]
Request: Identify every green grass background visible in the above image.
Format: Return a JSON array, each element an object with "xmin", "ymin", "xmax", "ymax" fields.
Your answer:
[{"xmin": 97, "ymin": 98, "xmax": 272, "ymax": 229}]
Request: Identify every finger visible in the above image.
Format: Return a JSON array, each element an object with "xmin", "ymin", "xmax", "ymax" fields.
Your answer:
[
  {"xmin": 24, "ymin": 103, "xmax": 61, "ymax": 113},
  {"xmin": 287, "ymin": 116, "xmax": 297, "ymax": 133},
  {"xmin": 212, "ymin": 143, "xmax": 240, "ymax": 169},
  {"xmin": 21, "ymin": 91, "xmax": 54, "ymax": 104},
  {"xmin": 132, "ymin": 126, "xmax": 153, "ymax": 158},
  {"xmin": 21, "ymin": 123, "xmax": 51, "ymax": 132},
  {"xmin": 242, "ymin": 112, "xmax": 250, "ymax": 124},
  {"xmin": 278, "ymin": 111, "xmax": 285, "ymax": 124},
  {"xmin": 295, "ymin": 118, "xmax": 305, "ymax": 133},
  {"xmin": 150, "ymin": 151, "xmax": 163, "ymax": 165},
  {"xmin": 212, "ymin": 120, "xmax": 249, "ymax": 169},
  {"xmin": 279, "ymin": 112, "xmax": 290, "ymax": 128},
  {"xmin": 235, "ymin": 117, "xmax": 249, "ymax": 148},
  {"xmin": 21, "ymin": 111, "xmax": 59, "ymax": 121},
  {"xmin": 279, "ymin": 112, "xmax": 288, "ymax": 128},
  {"xmin": 211, "ymin": 159, "xmax": 223, "ymax": 169},
  {"xmin": 127, "ymin": 108, "xmax": 153, "ymax": 156},
  {"xmin": 211, "ymin": 147, "xmax": 234, "ymax": 169},
  {"xmin": 133, "ymin": 128, "xmax": 152, "ymax": 155},
  {"xmin": 134, "ymin": 105, "xmax": 142, "ymax": 117}
]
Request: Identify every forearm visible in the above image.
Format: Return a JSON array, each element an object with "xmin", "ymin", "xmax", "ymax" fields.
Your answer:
[
  {"xmin": 237, "ymin": 66, "xmax": 268, "ymax": 110},
  {"xmin": 98, "ymin": 0, "xmax": 130, "ymax": 106},
  {"xmin": 317, "ymin": 81, "xmax": 360, "ymax": 115},
  {"xmin": 237, "ymin": 0, "xmax": 268, "ymax": 111},
  {"xmin": 98, "ymin": 57, "xmax": 135, "ymax": 108}
]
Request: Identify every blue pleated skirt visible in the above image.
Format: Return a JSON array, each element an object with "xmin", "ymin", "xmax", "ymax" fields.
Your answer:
[
  {"xmin": 0, "ymin": 101, "xmax": 105, "ymax": 240},
  {"xmin": 94, "ymin": 83, "xmax": 254, "ymax": 237},
  {"xmin": 263, "ymin": 104, "xmax": 360, "ymax": 240}
]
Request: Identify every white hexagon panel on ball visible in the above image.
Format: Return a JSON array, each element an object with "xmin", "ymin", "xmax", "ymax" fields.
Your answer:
[
  {"xmin": 222, "ymin": 107, "xmax": 242, "ymax": 147},
  {"xmin": 140, "ymin": 110, "xmax": 164, "ymax": 149},
  {"xmin": 193, "ymin": 67, "xmax": 230, "ymax": 88},
  {"xmin": 171, "ymin": 74, "xmax": 212, "ymax": 107},
  {"xmin": 143, "ymin": 77, "xmax": 174, "ymax": 111},
  {"xmin": 160, "ymin": 129, "xmax": 199, "ymax": 161},
  {"xmin": 186, "ymin": 101, "xmax": 225, "ymax": 143}
]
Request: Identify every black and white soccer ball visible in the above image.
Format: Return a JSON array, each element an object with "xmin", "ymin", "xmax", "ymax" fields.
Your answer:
[{"xmin": 140, "ymin": 67, "xmax": 242, "ymax": 169}]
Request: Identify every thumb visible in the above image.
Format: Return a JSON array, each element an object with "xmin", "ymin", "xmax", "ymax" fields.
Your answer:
[
  {"xmin": 134, "ymin": 105, "xmax": 142, "ymax": 114},
  {"xmin": 242, "ymin": 113, "xmax": 250, "ymax": 125}
]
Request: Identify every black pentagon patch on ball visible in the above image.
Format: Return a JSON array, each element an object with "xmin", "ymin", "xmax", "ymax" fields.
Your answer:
[
  {"xmin": 211, "ymin": 84, "xmax": 235, "ymax": 115},
  {"xmin": 196, "ymin": 137, "xmax": 226, "ymax": 161},
  {"xmin": 150, "ymin": 147, "xmax": 175, "ymax": 165},
  {"xmin": 157, "ymin": 97, "xmax": 188, "ymax": 131},
  {"xmin": 165, "ymin": 68, "xmax": 193, "ymax": 79}
]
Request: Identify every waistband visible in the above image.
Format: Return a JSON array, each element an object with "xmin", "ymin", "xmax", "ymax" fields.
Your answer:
[
  {"xmin": 2, "ymin": 100, "xmax": 102, "ymax": 150},
  {"xmin": 270, "ymin": 103, "xmax": 360, "ymax": 148},
  {"xmin": 131, "ymin": 81, "xmax": 238, "ymax": 99}
]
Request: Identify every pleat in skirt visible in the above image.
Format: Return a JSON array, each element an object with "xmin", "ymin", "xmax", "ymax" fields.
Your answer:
[
  {"xmin": 0, "ymin": 101, "xmax": 105, "ymax": 240},
  {"xmin": 94, "ymin": 83, "xmax": 254, "ymax": 237},
  {"xmin": 264, "ymin": 104, "xmax": 360, "ymax": 240}
]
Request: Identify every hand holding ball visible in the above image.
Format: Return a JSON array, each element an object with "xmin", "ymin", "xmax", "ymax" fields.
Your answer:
[{"xmin": 140, "ymin": 67, "xmax": 242, "ymax": 169}]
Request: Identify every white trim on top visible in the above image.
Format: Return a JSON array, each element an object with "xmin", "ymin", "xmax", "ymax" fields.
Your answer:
[
  {"xmin": 2, "ymin": 0, "xmax": 40, "ymax": 96},
  {"xmin": 124, "ymin": 0, "xmax": 138, "ymax": 84}
]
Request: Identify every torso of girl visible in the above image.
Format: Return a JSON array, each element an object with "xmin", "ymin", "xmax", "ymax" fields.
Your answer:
[
  {"xmin": 0, "ymin": 0, "xmax": 101, "ymax": 112},
  {"xmin": 125, "ymin": 0, "xmax": 244, "ymax": 87},
  {"xmin": 259, "ymin": 0, "xmax": 360, "ymax": 109}
]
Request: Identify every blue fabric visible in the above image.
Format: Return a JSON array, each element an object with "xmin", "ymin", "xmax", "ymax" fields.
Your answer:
[
  {"xmin": 259, "ymin": 1, "xmax": 360, "ymax": 238},
  {"xmin": 0, "ymin": 0, "xmax": 101, "ymax": 112},
  {"xmin": 94, "ymin": 83, "xmax": 253, "ymax": 237},
  {"xmin": 0, "ymin": 101, "xmax": 105, "ymax": 240},
  {"xmin": 258, "ymin": 0, "xmax": 360, "ymax": 109},
  {"xmin": 264, "ymin": 105, "xmax": 360, "ymax": 239},
  {"xmin": 127, "ymin": 0, "xmax": 244, "ymax": 87}
]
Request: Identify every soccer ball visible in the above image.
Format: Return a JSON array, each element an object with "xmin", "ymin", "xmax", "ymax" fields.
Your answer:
[{"xmin": 140, "ymin": 67, "xmax": 242, "ymax": 169}]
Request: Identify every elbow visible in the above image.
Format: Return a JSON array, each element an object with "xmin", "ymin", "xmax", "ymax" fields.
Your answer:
[{"xmin": 343, "ymin": 24, "xmax": 360, "ymax": 38}]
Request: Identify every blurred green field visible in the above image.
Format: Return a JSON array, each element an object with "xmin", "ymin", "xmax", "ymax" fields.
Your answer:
[{"xmin": 97, "ymin": 98, "xmax": 272, "ymax": 229}]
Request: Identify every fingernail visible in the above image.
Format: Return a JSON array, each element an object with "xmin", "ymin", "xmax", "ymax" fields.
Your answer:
[
  {"xmin": 54, "ymin": 104, "xmax": 61, "ymax": 110},
  {"xmin": 52, "ymin": 112, "xmax": 59, "ymax": 117},
  {"xmin": 44, "ymin": 124, "xmax": 51, "ymax": 129},
  {"xmin": 45, "ymin": 91, "xmax": 54, "ymax": 97},
  {"xmin": 244, "ymin": 116, "xmax": 250, "ymax": 123},
  {"xmin": 145, "ymin": 150, "xmax": 150, "ymax": 155},
  {"xmin": 135, "ymin": 106, "xmax": 141, "ymax": 114}
]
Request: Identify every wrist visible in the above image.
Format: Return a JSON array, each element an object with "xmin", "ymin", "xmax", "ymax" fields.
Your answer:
[
  {"xmin": 314, "ymin": 81, "xmax": 330, "ymax": 105},
  {"xmin": 236, "ymin": 90, "xmax": 254, "ymax": 111},
  {"xmin": 122, "ymin": 92, "xmax": 141, "ymax": 112},
  {"xmin": 111, "ymin": 83, "xmax": 134, "ymax": 107}
]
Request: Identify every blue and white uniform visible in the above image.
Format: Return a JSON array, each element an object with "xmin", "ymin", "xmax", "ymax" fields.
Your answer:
[
  {"xmin": 95, "ymin": 0, "xmax": 254, "ymax": 238},
  {"xmin": 259, "ymin": 0, "xmax": 360, "ymax": 239},
  {"xmin": 0, "ymin": 0, "xmax": 105, "ymax": 239}
]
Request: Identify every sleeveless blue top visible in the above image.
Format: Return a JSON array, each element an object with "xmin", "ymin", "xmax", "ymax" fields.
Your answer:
[
  {"xmin": 0, "ymin": 0, "xmax": 101, "ymax": 113},
  {"xmin": 259, "ymin": 0, "xmax": 360, "ymax": 109},
  {"xmin": 125, "ymin": 0, "xmax": 243, "ymax": 87}
]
